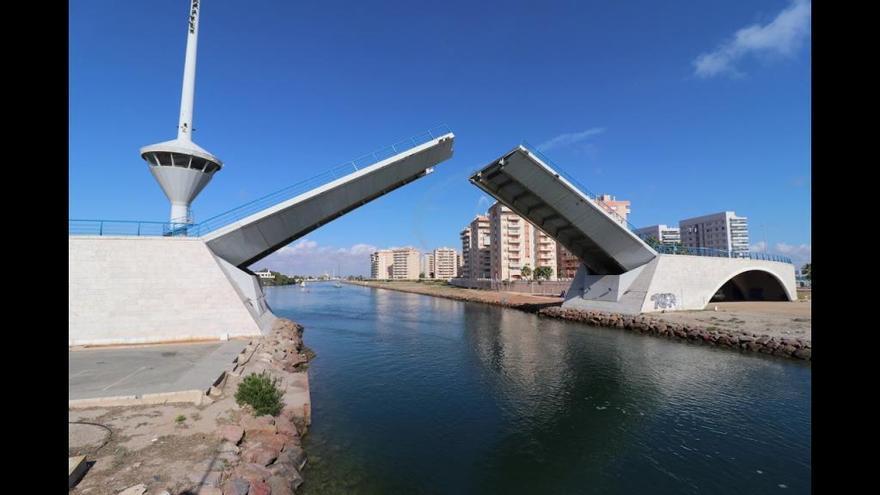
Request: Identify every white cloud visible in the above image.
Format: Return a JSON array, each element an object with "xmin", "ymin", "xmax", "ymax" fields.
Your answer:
[
  {"xmin": 693, "ymin": 0, "xmax": 811, "ymax": 78},
  {"xmin": 537, "ymin": 127, "xmax": 606, "ymax": 152},
  {"xmin": 255, "ymin": 239, "xmax": 378, "ymax": 277},
  {"xmin": 750, "ymin": 241, "xmax": 811, "ymax": 267}
]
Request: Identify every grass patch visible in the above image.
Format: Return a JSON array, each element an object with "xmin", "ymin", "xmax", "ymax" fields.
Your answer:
[
  {"xmin": 235, "ymin": 371, "xmax": 284, "ymax": 417},
  {"xmin": 175, "ymin": 415, "xmax": 186, "ymax": 423}
]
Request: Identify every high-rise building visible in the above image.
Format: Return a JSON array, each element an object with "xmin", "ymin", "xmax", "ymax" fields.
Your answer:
[
  {"xmin": 469, "ymin": 215, "xmax": 491, "ymax": 279},
  {"xmin": 533, "ymin": 230, "xmax": 558, "ymax": 280},
  {"xmin": 488, "ymin": 202, "xmax": 558, "ymax": 281},
  {"xmin": 459, "ymin": 227, "xmax": 471, "ymax": 279},
  {"xmin": 432, "ymin": 248, "xmax": 458, "ymax": 280},
  {"xmin": 635, "ymin": 225, "xmax": 681, "ymax": 245},
  {"xmin": 392, "ymin": 248, "xmax": 421, "ymax": 280},
  {"xmin": 370, "ymin": 250, "xmax": 394, "ymax": 279},
  {"xmin": 489, "ymin": 203, "xmax": 534, "ymax": 281},
  {"xmin": 679, "ymin": 211, "xmax": 749, "ymax": 256}
]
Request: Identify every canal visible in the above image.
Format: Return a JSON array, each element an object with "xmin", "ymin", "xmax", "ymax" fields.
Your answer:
[{"xmin": 266, "ymin": 283, "xmax": 811, "ymax": 494}]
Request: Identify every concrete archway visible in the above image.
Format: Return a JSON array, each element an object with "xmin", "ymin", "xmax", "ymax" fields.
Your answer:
[{"xmin": 710, "ymin": 269, "xmax": 791, "ymax": 302}]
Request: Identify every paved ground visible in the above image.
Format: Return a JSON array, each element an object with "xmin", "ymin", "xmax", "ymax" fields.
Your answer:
[{"xmin": 69, "ymin": 339, "xmax": 249, "ymax": 400}]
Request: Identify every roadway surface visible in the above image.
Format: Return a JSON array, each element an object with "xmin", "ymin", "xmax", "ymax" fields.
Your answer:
[{"xmin": 69, "ymin": 339, "xmax": 248, "ymax": 400}]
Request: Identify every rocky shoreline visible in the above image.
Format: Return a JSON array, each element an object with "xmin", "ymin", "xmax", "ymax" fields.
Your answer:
[
  {"xmin": 538, "ymin": 307, "xmax": 812, "ymax": 361},
  {"xmin": 214, "ymin": 317, "xmax": 314, "ymax": 494}
]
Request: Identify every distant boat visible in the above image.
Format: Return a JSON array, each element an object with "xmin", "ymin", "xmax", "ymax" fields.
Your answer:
[
  {"xmin": 300, "ymin": 280, "xmax": 306, "ymax": 287},
  {"xmin": 334, "ymin": 281, "xmax": 342, "ymax": 288}
]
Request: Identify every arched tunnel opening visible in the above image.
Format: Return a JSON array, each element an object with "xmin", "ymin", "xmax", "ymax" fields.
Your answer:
[{"xmin": 711, "ymin": 270, "xmax": 788, "ymax": 302}]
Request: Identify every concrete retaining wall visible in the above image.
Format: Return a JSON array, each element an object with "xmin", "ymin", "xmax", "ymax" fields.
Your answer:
[{"xmin": 69, "ymin": 236, "xmax": 268, "ymax": 346}]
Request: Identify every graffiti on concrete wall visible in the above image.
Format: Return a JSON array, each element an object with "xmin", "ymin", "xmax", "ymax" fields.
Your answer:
[{"xmin": 650, "ymin": 292, "xmax": 678, "ymax": 310}]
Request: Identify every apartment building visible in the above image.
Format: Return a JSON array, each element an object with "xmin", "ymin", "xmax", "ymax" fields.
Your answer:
[
  {"xmin": 533, "ymin": 230, "xmax": 558, "ymax": 280},
  {"xmin": 635, "ymin": 224, "xmax": 681, "ymax": 245},
  {"xmin": 432, "ymin": 247, "xmax": 458, "ymax": 280},
  {"xmin": 392, "ymin": 247, "xmax": 421, "ymax": 280},
  {"xmin": 370, "ymin": 249, "xmax": 394, "ymax": 279},
  {"xmin": 556, "ymin": 245, "xmax": 580, "ymax": 280},
  {"xmin": 468, "ymin": 215, "xmax": 492, "ymax": 279},
  {"xmin": 459, "ymin": 227, "xmax": 471, "ymax": 279},
  {"xmin": 679, "ymin": 211, "xmax": 749, "ymax": 256},
  {"xmin": 489, "ymin": 202, "xmax": 534, "ymax": 281}
]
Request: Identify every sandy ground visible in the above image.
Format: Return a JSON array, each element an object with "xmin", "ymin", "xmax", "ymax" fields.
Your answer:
[
  {"xmin": 648, "ymin": 301, "xmax": 812, "ymax": 343},
  {"xmin": 348, "ymin": 280, "xmax": 563, "ymax": 308}
]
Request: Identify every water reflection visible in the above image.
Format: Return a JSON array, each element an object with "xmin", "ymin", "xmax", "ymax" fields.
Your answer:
[{"xmin": 266, "ymin": 285, "xmax": 810, "ymax": 495}]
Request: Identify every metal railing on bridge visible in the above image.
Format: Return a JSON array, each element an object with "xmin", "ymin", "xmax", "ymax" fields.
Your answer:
[
  {"xmin": 69, "ymin": 124, "xmax": 453, "ymax": 238},
  {"xmin": 653, "ymin": 244, "xmax": 793, "ymax": 264}
]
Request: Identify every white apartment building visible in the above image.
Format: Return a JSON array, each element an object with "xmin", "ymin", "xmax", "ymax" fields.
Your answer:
[
  {"xmin": 488, "ymin": 202, "xmax": 558, "ymax": 281},
  {"xmin": 679, "ymin": 211, "xmax": 749, "ymax": 256},
  {"xmin": 254, "ymin": 268, "xmax": 275, "ymax": 279},
  {"xmin": 489, "ymin": 202, "xmax": 533, "ymax": 281},
  {"xmin": 635, "ymin": 225, "xmax": 681, "ymax": 245},
  {"xmin": 370, "ymin": 250, "xmax": 394, "ymax": 279},
  {"xmin": 392, "ymin": 247, "xmax": 421, "ymax": 280},
  {"xmin": 432, "ymin": 247, "xmax": 458, "ymax": 280}
]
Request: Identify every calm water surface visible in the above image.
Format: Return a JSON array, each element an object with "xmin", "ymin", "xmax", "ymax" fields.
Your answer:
[{"xmin": 266, "ymin": 283, "xmax": 810, "ymax": 494}]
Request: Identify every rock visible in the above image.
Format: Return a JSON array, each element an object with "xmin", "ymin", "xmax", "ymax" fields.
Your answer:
[
  {"xmin": 738, "ymin": 335, "xmax": 754, "ymax": 344},
  {"xmin": 219, "ymin": 425, "xmax": 245, "ymax": 445},
  {"xmin": 775, "ymin": 345, "xmax": 797, "ymax": 357},
  {"xmin": 267, "ymin": 475, "xmax": 295, "ymax": 495},
  {"xmin": 242, "ymin": 445, "xmax": 279, "ymax": 466},
  {"xmin": 196, "ymin": 487, "xmax": 223, "ymax": 495},
  {"xmin": 275, "ymin": 418, "xmax": 299, "ymax": 437},
  {"xmin": 241, "ymin": 415, "xmax": 277, "ymax": 435},
  {"xmin": 235, "ymin": 462, "xmax": 272, "ymax": 485},
  {"xmin": 716, "ymin": 336, "xmax": 732, "ymax": 346},
  {"xmin": 276, "ymin": 444, "xmax": 307, "ymax": 471},
  {"xmin": 246, "ymin": 431, "xmax": 288, "ymax": 453},
  {"xmin": 221, "ymin": 478, "xmax": 250, "ymax": 495},
  {"xmin": 118, "ymin": 484, "xmax": 147, "ymax": 495},
  {"xmin": 249, "ymin": 480, "xmax": 271, "ymax": 495},
  {"xmin": 793, "ymin": 348, "xmax": 812, "ymax": 360},
  {"xmin": 746, "ymin": 342, "xmax": 763, "ymax": 352}
]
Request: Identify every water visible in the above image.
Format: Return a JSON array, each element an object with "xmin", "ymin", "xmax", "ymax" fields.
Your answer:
[{"xmin": 266, "ymin": 283, "xmax": 811, "ymax": 494}]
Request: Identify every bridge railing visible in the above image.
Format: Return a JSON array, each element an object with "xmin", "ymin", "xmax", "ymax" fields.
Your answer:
[
  {"xmin": 190, "ymin": 124, "xmax": 452, "ymax": 236},
  {"xmin": 519, "ymin": 141, "xmax": 642, "ymax": 233},
  {"xmin": 652, "ymin": 244, "xmax": 792, "ymax": 264},
  {"xmin": 69, "ymin": 219, "xmax": 192, "ymax": 237},
  {"xmin": 69, "ymin": 124, "xmax": 453, "ymax": 238}
]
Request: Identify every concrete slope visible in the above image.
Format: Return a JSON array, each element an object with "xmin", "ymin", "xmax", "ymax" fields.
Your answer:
[
  {"xmin": 470, "ymin": 145, "xmax": 656, "ymax": 275},
  {"xmin": 205, "ymin": 133, "xmax": 454, "ymax": 268}
]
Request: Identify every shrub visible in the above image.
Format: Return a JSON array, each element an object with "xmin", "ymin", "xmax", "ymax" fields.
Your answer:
[
  {"xmin": 175, "ymin": 415, "xmax": 186, "ymax": 423},
  {"xmin": 235, "ymin": 371, "xmax": 284, "ymax": 416}
]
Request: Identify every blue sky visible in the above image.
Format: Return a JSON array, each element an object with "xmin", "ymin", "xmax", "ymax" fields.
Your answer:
[{"xmin": 69, "ymin": 0, "xmax": 811, "ymax": 275}]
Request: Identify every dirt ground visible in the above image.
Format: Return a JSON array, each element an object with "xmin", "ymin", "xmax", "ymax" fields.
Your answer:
[
  {"xmin": 651, "ymin": 301, "xmax": 812, "ymax": 343},
  {"xmin": 69, "ymin": 392, "xmax": 244, "ymax": 495}
]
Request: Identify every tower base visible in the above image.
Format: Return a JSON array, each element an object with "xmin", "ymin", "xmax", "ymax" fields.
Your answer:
[{"xmin": 69, "ymin": 236, "xmax": 273, "ymax": 346}]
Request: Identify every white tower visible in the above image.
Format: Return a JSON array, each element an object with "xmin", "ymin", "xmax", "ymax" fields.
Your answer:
[{"xmin": 140, "ymin": 0, "xmax": 222, "ymax": 228}]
